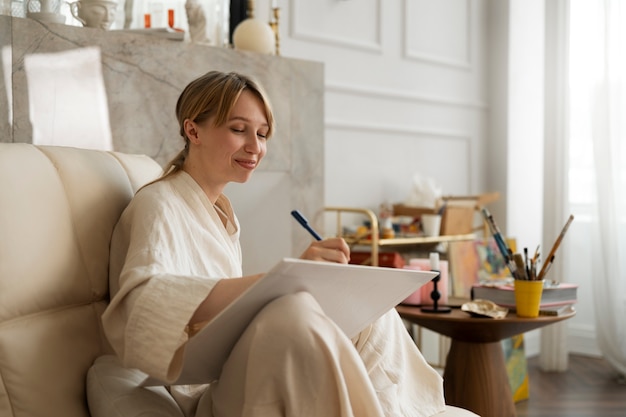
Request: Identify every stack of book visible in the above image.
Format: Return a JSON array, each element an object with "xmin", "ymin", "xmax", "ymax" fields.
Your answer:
[{"xmin": 471, "ymin": 282, "xmax": 578, "ymax": 316}]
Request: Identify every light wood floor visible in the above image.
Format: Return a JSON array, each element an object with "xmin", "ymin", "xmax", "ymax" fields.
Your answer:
[{"xmin": 515, "ymin": 354, "xmax": 626, "ymax": 417}]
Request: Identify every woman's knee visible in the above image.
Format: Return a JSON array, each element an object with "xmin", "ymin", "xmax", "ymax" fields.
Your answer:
[{"xmin": 251, "ymin": 291, "xmax": 322, "ymax": 334}]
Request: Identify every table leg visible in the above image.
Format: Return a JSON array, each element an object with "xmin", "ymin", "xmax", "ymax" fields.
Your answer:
[{"xmin": 443, "ymin": 340, "xmax": 516, "ymax": 417}]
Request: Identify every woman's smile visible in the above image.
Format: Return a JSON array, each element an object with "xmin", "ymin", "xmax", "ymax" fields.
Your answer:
[{"xmin": 235, "ymin": 158, "xmax": 257, "ymax": 170}]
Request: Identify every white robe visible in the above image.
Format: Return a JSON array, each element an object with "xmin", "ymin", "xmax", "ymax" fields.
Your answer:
[
  {"xmin": 103, "ymin": 171, "xmax": 241, "ymax": 382},
  {"xmin": 101, "ymin": 170, "xmax": 454, "ymax": 417}
]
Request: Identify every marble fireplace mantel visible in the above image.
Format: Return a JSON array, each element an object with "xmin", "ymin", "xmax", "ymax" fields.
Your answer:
[{"xmin": 0, "ymin": 16, "xmax": 325, "ymax": 273}]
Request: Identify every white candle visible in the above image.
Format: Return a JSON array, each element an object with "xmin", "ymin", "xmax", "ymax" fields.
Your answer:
[
  {"xmin": 429, "ymin": 252, "xmax": 440, "ymax": 271},
  {"xmin": 271, "ymin": 0, "xmax": 278, "ymax": 9}
]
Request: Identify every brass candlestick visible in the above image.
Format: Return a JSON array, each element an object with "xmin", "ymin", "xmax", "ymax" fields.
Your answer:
[
  {"xmin": 246, "ymin": 0, "xmax": 255, "ymax": 17},
  {"xmin": 421, "ymin": 252, "xmax": 451, "ymax": 314},
  {"xmin": 268, "ymin": 7, "xmax": 280, "ymax": 56}
]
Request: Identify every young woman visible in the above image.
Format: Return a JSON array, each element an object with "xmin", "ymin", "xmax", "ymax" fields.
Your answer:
[{"xmin": 100, "ymin": 71, "xmax": 474, "ymax": 417}]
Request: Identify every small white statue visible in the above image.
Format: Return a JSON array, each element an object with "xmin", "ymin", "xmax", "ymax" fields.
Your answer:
[
  {"xmin": 123, "ymin": 0, "xmax": 133, "ymax": 28},
  {"xmin": 185, "ymin": 0, "xmax": 210, "ymax": 44}
]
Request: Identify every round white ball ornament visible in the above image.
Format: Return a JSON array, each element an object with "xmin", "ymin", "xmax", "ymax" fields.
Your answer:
[{"xmin": 232, "ymin": 18, "xmax": 276, "ymax": 55}]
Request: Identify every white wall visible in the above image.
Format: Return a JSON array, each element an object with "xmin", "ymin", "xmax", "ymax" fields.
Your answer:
[
  {"xmin": 272, "ymin": 0, "xmax": 489, "ymax": 215},
  {"xmin": 251, "ymin": 0, "xmax": 592, "ymax": 357}
]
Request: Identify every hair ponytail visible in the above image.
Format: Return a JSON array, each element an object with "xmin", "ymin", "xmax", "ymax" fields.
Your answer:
[
  {"xmin": 162, "ymin": 141, "xmax": 189, "ymax": 178},
  {"xmin": 138, "ymin": 141, "xmax": 188, "ymax": 192}
]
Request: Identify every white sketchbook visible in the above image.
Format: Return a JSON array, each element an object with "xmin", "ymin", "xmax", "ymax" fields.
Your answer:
[{"xmin": 143, "ymin": 258, "xmax": 437, "ymax": 386}]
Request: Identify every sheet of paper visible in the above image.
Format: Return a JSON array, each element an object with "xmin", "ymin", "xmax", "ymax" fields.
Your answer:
[{"xmin": 144, "ymin": 258, "xmax": 437, "ymax": 386}]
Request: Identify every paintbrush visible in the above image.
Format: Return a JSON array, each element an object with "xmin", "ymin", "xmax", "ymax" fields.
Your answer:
[{"xmin": 537, "ymin": 214, "xmax": 574, "ymax": 280}]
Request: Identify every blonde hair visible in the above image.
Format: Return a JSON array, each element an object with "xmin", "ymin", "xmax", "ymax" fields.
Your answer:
[{"xmin": 159, "ymin": 71, "xmax": 274, "ymax": 182}]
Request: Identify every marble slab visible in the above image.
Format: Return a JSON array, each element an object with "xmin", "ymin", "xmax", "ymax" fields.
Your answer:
[{"xmin": 1, "ymin": 15, "xmax": 324, "ymax": 267}]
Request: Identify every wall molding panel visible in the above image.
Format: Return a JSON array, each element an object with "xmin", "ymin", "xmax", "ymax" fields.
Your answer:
[
  {"xmin": 289, "ymin": 0, "xmax": 383, "ymax": 53},
  {"xmin": 326, "ymin": 119, "xmax": 473, "ymax": 191},
  {"xmin": 403, "ymin": 0, "xmax": 472, "ymax": 70},
  {"xmin": 326, "ymin": 81, "xmax": 487, "ymax": 110},
  {"xmin": 326, "ymin": 119, "xmax": 472, "ymax": 141}
]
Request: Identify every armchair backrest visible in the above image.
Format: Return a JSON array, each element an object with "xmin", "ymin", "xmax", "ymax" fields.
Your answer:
[{"xmin": 0, "ymin": 144, "xmax": 161, "ymax": 417}]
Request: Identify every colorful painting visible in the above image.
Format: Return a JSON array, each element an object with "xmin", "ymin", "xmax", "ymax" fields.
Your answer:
[
  {"xmin": 475, "ymin": 238, "xmax": 512, "ymax": 281},
  {"xmin": 448, "ymin": 237, "xmax": 516, "ymax": 298},
  {"xmin": 502, "ymin": 334, "xmax": 529, "ymax": 402}
]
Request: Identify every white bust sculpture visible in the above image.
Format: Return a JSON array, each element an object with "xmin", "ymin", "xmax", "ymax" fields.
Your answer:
[{"xmin": 69, "ymin": 0, "xmax": 118, "ymax": 30}]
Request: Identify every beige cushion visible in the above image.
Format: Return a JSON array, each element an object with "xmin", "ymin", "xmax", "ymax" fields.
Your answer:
[{"xmin": 0, "ymin": 144, "xmax": 161, "ymax": 417}]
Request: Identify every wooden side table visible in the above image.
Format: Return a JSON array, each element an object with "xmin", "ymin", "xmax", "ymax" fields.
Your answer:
[{"xmin": 395, "ymin": 306, "xmax": 575, "ymax": 417}]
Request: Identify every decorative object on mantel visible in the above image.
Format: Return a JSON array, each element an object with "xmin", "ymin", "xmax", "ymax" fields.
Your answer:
[
  {"xmin": 208, "ymin": 0, "xmax": 230, "ymax": 47},
  {"xmin": 185, "ymin": 0, "xmax": 210, "ymax": 43},
  {"xmin": 122, "ymin": 0, "xmax": 131, "ymax": 27},
  {"xmin": 232, "ymin": 0, "xmax": 276, "ymax": 55},
  {"xmin": 184, "ymin": 0, "xmax": 230, "ymax": 46},
  {"xmin": 26, "ymin": 0, "xmax": 65, "ymax": 24},
  {"xmin": 267, "ymin": 0, "xmax": 280, "ymax": 55},
  {"xmin": 69, "ymin": 0, "xmax": 118, "ymax": 29}
]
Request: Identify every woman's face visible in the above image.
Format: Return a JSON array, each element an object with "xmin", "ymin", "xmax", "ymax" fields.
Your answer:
[{"xmin": 184, "ymin": 90, "xmax": 269, "ymax": 201}]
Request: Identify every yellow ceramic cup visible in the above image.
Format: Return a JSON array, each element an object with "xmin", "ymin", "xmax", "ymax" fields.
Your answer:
[{"xmin": 514, "ymin": 279, "xmax": 544, "ymax": 318}]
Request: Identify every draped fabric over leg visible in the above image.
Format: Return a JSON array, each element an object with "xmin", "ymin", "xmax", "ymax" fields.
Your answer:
[
  {"xmin": 200, "ymin": 292, "xmax": 447, "ymax": 417},
  {"xmin": 204, "ymin": 292, "xmax": 386, "ymax": 417},
  {"xmin": 352, "ymin": 309, "xmax": 446, "ymax": 417}
]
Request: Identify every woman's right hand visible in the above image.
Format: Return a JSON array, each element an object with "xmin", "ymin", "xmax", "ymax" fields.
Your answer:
[{"xmin": 299, "ymin": 237, "xmax": 350, "ymax": 264}]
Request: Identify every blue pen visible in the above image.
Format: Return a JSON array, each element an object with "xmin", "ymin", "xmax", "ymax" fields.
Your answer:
[{"xmin": 291, "ymin": 210, "xmax": 323, "ymax": 241}]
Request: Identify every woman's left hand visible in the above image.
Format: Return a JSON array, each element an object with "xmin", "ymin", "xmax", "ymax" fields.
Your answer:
[{"xmin": 299, "ymin": 237, "xmax": 350, "ymax": 264}]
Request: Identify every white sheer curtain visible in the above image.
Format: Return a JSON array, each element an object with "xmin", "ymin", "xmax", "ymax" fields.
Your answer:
[
  {"xmin": 566, "ymin": 0, "xmax": 626, "ymax": 376},
  {"xmin": 540, "ymin": 0, "xmax": 571, "ymax": 371}
]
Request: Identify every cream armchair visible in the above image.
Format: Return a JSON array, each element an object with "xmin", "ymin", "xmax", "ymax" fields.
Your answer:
[
  {"xmin": 0, "ymin": 143, "xmax": 478, "ymax": 417},
  {"xmin": 0, "ymin": 144, "xmax": 162, "ymax": 417}
]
